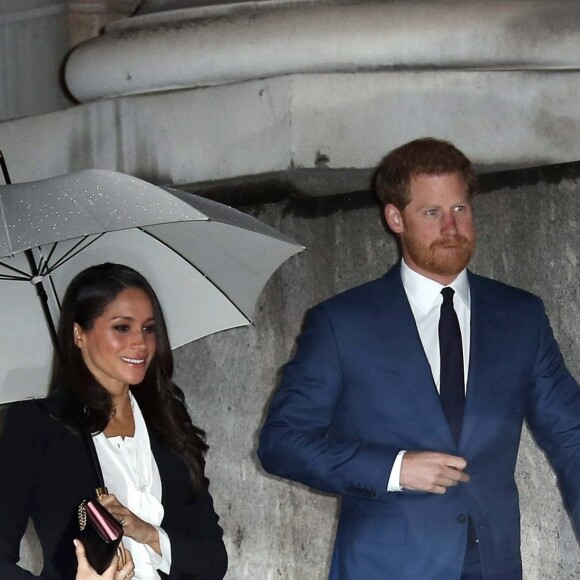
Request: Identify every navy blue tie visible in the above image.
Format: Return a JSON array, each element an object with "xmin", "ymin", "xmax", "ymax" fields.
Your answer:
[{"xmin": 439, "ymin": 287, "xmax": 465, "ymax": 444}]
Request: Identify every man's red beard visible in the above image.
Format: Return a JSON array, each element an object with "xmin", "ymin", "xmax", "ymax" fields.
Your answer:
[{"xmin": 402, "ymin": 233, "xmax": 476, "ymax": 277}]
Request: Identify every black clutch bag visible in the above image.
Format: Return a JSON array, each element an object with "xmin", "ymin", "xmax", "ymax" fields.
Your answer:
[
  {"xmin": 53, "ymin": 435, "xmax": 124, "ymax": 577},
  {"xmin": 77, "ymin": 496, "xmax": 124, "ymax": 574}
]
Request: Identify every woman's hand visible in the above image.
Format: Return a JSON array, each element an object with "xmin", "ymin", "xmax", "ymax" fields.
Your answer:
[
  {"xmin": 99, "ymin": 493, "xmax": 161, "ymax": 554},
  {"xmin": 74, "ymin": 539, "xmax": 135, "ymax": 580}
]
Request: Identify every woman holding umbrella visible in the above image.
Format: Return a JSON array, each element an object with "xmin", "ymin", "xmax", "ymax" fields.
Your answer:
[{"xmin": 0, "ymin": 263, "xmax": 228, "ymax": 579}]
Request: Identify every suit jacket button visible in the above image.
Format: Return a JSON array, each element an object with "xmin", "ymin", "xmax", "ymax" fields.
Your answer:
[{"xmin": 456, "ymin": 514, "xmax": 467, "ymax": 524}]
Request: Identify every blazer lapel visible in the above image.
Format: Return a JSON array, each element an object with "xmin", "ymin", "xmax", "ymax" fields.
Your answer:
[
  {"xmin": 460, "ymin": 272, "xmax": 507, "ymax": 449},
  {"xmin": 370, "ymin": 266, "xmax": 457, "ymax": 449}
]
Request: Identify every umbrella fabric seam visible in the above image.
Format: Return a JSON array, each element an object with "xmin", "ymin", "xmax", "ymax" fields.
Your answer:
[{"xmin": 140, "ymin": 228, "xmax": 253, "ymax": 325}]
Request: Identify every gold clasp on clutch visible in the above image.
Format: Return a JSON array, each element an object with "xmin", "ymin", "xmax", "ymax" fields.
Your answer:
[{"xmin": 96, "ymin": 486, "xmax": 108, "ymax": 500}]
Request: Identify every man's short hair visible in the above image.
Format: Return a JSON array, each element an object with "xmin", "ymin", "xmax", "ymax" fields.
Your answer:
[{"xmin": 374, "ymin": 137, "xmax": 477, "ymax": 209}]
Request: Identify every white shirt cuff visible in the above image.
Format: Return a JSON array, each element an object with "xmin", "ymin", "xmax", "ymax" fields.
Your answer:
[
  {"xmin": 386, "ymin": 450, "xmax": 407, "ymax": 492},
  {"xmin": 145, "ymin": 526, "xmax": 172, "ymax": 574}
]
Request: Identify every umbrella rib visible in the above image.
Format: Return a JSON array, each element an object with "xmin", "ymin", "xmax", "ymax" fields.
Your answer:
[
  {"xmin": 140, "ymin": 229, "xmax": 253, "ymax": 325},
  {"xmin": 0, "ymin": 274, "xmax": 29, "ymax": 281},
  {"xmin": 39, "ymin": 242, "xmax": 59, "ymax": 276},
  {"xmin": 49, "ymin": 234, "xmax": 104, "ymax": 272},
  {"xmin": 46, "ymin": 265, "xmax": 62, "ymax": 311},
  {"xmin": 0, "ymin": 259, "xmax": 32, "ymax": 280}
]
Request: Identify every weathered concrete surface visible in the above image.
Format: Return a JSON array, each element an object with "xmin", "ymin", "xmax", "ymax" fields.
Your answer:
[
  {"xmin": 0, "ymin": 0, "xmax": 71, "ymax": 121},
  {"xmin": 2, "ymin": 71, "xmax": 580, "ymax": 189},
  {"xmin": 16, "ymin": 168, "xmax": 580, "ymax": 578},
  {"xmin": 3, "ymin": 1, "xmax": 580, "ymax": 194},
  {"xmin": 65, "ymin": 0, "xmax": 580, "ymax": 102},
  {"xmin": 171, "ymin": 171, "xmax": 579, "ymax": 579}
]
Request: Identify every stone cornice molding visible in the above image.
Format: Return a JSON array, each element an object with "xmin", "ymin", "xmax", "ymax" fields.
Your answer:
[
  {"xmin": 65, "ymin": 0, "xmax": 580, "ymax": 102},
  {"xmin": 68, "ymin": 0, "xmax": 141, "ymax": 13}
]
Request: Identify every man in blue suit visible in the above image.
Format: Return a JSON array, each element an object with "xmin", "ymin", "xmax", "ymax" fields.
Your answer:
[{"xmin": 258, "ymin": 138, "xmax": 580, "ymax": 580}]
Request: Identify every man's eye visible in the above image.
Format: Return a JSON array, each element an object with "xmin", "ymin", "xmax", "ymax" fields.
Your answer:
[
  {"xmin": 454, "ymin": 205, "xmax": 465, "ymax": 212},
  {"xmin": 426, "ymin": 209, "xmax": 438, "ymax": 216},
  {"xmin": 113, "ymin": 324, "xmax": 130, "ymax": 333}
]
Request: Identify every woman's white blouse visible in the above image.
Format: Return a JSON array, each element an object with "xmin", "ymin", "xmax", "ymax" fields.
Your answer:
[{"xmin": 93, "ymin": 393, "xmax": 172, "ymax": 579}]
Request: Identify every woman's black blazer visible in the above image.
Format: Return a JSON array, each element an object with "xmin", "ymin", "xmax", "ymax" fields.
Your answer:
[{"xmin": 0, "ymin": 398, "xmax": 228, "ymax": 580}]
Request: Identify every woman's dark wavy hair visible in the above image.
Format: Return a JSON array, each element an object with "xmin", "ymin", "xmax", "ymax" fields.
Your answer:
[{"xmin": 49, "ymin": 262, "xmax": 208, "ymax": 495}]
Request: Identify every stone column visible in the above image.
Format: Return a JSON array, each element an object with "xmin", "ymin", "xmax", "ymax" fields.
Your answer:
[
  {"xmin": 68, "ymin": 0, "xmax": 141, "ymax": 47},
  {"xmin": 0, "ymin": 1, "xmax": 70, "ymax": 120}
]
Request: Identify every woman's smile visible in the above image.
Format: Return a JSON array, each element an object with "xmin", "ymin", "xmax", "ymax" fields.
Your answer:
[{"xmin": 74, "ymin": 287, "xmax": 156, "ymax": 395}]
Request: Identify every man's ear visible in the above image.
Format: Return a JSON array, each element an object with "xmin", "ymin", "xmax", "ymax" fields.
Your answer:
[
  {"xmin": 73, "ymin": 324, "xmax": 85, "ymax": 348},
  {"xmin": 384, "ymin": 204, "xmax": 404, "ymax": 234}
]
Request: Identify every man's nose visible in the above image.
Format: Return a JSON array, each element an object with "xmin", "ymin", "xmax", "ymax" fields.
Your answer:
[{"xmin": 441, "ymin": 212, "xmax": 458, "ymax": 234}]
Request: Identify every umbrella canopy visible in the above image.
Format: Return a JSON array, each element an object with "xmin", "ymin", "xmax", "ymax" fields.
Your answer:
[{"xmin": 0, "ymin": 169, "xmax": 303, "ymax": 403}]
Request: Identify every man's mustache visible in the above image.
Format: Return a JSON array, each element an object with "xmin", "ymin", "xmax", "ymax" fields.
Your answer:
[{"xmin": 431, "ymin": 235, "xmax": 473, "ymax": 250}]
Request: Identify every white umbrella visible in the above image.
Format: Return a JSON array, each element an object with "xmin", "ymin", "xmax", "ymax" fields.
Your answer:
[{"xmin": 0, "ymin": 169, "xmax": 304, "ymax": 403}]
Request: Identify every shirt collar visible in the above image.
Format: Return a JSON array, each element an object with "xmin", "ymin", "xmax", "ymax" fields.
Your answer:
[{"xmin": 400, "ymin": 258, "xmax": 471, "ymax": 314}]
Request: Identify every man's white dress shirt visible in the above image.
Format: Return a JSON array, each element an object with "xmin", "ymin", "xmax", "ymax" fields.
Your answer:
[{"xmin": 386, "ymin": 259, "xmax": 471, "ymax": 491}]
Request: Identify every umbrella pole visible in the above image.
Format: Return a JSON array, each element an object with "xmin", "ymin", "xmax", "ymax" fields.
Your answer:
[
  {"xmin": 25, "ymin": 251, "xmax": 60, "ymax": 351},
  {"xmin": 0, "ymin": 151, "xmax": 60, "ymax": 353}
]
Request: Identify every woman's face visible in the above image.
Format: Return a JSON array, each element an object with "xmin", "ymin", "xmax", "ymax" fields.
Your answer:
[{"xmin": 74, "ymin": 287, "xmax": 157, "ymax": 395}]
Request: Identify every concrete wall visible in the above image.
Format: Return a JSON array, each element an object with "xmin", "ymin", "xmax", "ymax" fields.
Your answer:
[
  {"xmin": 3, "ymin": 71, "xmax": 580, "ymax": 191},
  {"xmin": 0, "ymin": 0, "xmax": 71, "ymax": 121},
  {"xmin": 3, "ymin": 1, "xmax": 580, "ymax": 191},
  {"xmin": 66, "ymin": 0, "xmax": 580, "ymax": 102},
  {"xmin": 0, "ymin": 0, "xmax": 140, "ymax": 122},
  {"xmin": 172, "ymin": 167, "xmax": 579, "ymax": 579}
]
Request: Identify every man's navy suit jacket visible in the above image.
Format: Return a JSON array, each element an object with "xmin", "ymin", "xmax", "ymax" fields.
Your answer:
[{"xmin": 258, "ymin": 264, "xmax": 580, "ymax": 580}]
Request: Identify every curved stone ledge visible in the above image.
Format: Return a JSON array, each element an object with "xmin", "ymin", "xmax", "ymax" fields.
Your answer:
[
  {"xmin": 4, "ymin": 70, "xmax": 580, "ymax": 190},
  {"xmin": 65, "ymin": 0, "xmax": 580, "ymax": 102}
]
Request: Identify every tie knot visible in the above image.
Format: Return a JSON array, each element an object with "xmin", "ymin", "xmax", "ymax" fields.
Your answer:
[{"xmin": 441, "ymin": 287, "xmax": 455, "ymax": 304}]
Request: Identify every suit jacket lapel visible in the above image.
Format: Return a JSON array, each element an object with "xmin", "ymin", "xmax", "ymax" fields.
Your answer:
[
  {"xmin": 460, "ymin": 272, "xmax": 506, "ymax": 449},
  {"xmin": 371, "ymin": 266, "xmax": 457, "ymax": 449}
]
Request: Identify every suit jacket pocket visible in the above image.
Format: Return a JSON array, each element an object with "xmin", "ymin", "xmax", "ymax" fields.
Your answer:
[{"xmin": 337, "ymin": 511, "xmax": 407, "ymax": 546}]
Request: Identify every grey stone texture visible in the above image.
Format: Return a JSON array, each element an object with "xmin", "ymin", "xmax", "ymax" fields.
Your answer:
[
  {"xmin": 17, "ymin": 170, "xmax": 580, "ymax": 577},
  {"xmin": 0, "ymin": 1, "xmax": 72, "ymax": 122},
  {"xmin": 173, "ymin": 173, "xmax": 580, "ymax": 579}
]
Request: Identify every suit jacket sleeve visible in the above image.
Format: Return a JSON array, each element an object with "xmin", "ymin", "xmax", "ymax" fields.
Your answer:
[
  {"xmin": 162, "ymin": 485, "xmax": 227, "ymax": 580},
  {"xmin": 258, "ymin": 305, "xmax": 401, "ymax": 500},
  {"xmin": 0, "ymin": 401, "xmax": 52, "ymax": 580},
  {"xmin": 524, "ymin": 298, "xmax": 580, "ymax": 533},
  {"xmin": 152, "ymin": 428, "xmax": 227, "ymax": 580}
]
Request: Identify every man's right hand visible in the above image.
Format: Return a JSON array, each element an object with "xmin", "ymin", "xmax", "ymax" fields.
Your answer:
[{"xmin": 399, "ymin": 451, "xmax": 470, "ymax": 494}]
